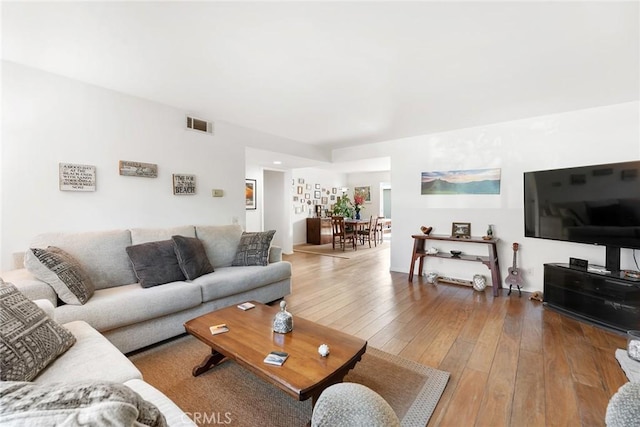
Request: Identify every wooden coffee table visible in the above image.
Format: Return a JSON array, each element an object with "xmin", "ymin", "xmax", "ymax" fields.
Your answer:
[{"xmin": 184, "ymin": 301, "xmax": 367, "ymax": 405}]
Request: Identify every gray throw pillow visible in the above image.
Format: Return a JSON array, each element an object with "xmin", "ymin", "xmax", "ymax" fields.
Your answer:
[
  {"xmin": 0, "ymin": 380, "xmax": 167, "ymax": 427},
  {"xmin": 232, "ymin": 230, "xmax": 276, "ymax": 266},
  {"xmin": 0, "ymin": 283, "xmax": 76, "ymax": 381},
  {"xmin": 24, "ymin": 246, "xmax": 95, "ymax": 305},
  {"xmin": 126, "ymin": 240, "xmax": 186, "ymax": 288},
  {"xmin": 172, "ymin": 235, "xmax": 214, "ymax": 280}
]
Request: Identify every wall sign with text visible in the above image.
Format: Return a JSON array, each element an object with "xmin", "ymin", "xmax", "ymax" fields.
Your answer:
[
  {"xmin": 59, "ymin": 163, "xmax": 96, "ymax": 192},
  {"xmin": 173, "ymin": 174, "xmax": 196, "ymax": 195}
]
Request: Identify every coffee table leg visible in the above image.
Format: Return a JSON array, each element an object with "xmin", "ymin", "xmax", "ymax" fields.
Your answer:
[{"xmin": 192, "ymin": 349, "xmax": 226, "ymax": 377}]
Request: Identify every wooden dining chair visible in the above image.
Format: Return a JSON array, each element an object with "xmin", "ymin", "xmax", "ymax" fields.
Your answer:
[
  {"xmin": 331, "ymin": 216, "xmax": 357, "ymax": 251},
  {"xmin": 358, "ymin": 216, "xmax": 378, "ymax": 248}
]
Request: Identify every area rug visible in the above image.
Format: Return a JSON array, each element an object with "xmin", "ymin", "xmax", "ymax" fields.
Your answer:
[
  {"xmin": 293, "ymin": 240, "xmax": 389, "ymax": 260},
  {"xmin": 129, "ymin": 335, "xmax": 449, "ymax": 427}
]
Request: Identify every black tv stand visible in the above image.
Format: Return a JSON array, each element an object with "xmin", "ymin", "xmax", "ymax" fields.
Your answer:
[{"xmin": 543, "ymin": 263, "xmax": 640, "ymax": 333}]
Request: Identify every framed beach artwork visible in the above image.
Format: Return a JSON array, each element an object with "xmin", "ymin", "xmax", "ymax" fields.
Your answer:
[{"xmin": 421, "ymin": 168, "xmax": 501, "ymax": 195}]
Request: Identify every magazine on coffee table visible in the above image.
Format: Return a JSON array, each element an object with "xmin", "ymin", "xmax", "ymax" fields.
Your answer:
[{"xmin": 264, "ymin": 351, "xmax": 289, "ymax": 366}]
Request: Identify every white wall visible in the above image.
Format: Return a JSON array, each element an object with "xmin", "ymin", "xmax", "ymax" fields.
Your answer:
[
  {"xmin": 334, "ymin": 101, "xmax": 640, "ymax": 292},
  {"xmin": 0, "ymin": 62, "xmax": 307, "ymax": 270}
]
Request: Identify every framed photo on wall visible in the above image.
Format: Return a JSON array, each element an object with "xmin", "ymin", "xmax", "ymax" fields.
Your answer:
[{"xmin": 245, "ymin": 179, "xmax": 256, "ymax": 210}]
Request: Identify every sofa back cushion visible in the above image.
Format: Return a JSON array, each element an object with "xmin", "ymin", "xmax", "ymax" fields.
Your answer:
[
  {"xmin": 130, "ymin": 226, "xmax": 196, "ymax": 245},
  {"xmin": 30, "ymin": 230, "xmax": 136, "ymax": 290},
  {"xmin": 195, "ymin": 224, "xmax": 243, "ymax": 268}
]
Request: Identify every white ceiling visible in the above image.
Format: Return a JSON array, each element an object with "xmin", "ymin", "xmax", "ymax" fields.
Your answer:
[{"xmin": 3, "ymin": 1, "xmax": 639, "ymax": 155}]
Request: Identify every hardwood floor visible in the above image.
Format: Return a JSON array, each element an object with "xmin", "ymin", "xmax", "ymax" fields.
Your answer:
[{"xmin": 283, "ymin": 246, "xmax": 628, "ymax": 427}]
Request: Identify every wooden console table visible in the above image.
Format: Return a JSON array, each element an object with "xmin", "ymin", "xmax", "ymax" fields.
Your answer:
[{"xmin": 409, "ymin": 234, "xmax": 502, "ymax": 296}]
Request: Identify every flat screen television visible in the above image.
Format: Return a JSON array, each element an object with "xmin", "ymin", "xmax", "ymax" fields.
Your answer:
[{"xmin": 524, "ymin": 160, "xmax": 640, "ymax": 271}]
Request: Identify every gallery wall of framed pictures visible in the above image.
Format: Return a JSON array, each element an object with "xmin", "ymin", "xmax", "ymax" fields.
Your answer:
[{"xmin": 291, "ymin": 177, "xmax": 339, "ymax": 216}]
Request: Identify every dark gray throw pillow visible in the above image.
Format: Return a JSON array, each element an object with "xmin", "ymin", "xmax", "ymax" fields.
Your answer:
[
  {"xmin": 126, "ymin": 240, "xmax": 186, "ymax": 288},
  {"xmin": 232, "ymin": 230, "xmax": 276, "ymax": 266},
  {"xmin": 172, "ymin": 235, "xmax": 214, "ymax": 280},
  {"xmin": 0, "ymin": 282, "xmax": 76, "ymax": 381}
]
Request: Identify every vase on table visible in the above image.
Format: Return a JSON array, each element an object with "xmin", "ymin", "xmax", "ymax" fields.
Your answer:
[{"xmin": 355, "ymin": 209, "xmax": 361, "ymax": 220}]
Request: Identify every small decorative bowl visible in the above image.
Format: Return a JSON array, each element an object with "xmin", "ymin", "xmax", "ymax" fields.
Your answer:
[{"xmin": 450, "ymin": 250, "xmax": 462, "ymax": 257}]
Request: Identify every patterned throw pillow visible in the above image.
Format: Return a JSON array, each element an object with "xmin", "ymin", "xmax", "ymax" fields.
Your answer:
[
  {"xmin": 232, "ymin": 230, "xmax": 276, "ymax": 266},
  {"xmin": 171, "ymin": 235, "xmax": 214, "ymax": 280},
  {"xmin": 126, "ymin": 240, "xmax": 186, "ymax": 288},
  {"xmin": 0, "ymin": 380, "xmax": 167, "ymax": 427},
  {"xmin": 24, "ymin": 246, "xmax": 95, "ymax": 305},
  {"xmin": 0, "ymin": 283, "xmax": 76, "ymax": 381}
]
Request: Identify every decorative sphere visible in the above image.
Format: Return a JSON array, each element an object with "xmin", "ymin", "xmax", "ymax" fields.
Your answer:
[
  {"xmin": 473, "ymin": 274, "xmax": 487, "ymax": 291},
  {"xmin": 318, "ymin": 344, "xmax": 330, "ymax": 357}
]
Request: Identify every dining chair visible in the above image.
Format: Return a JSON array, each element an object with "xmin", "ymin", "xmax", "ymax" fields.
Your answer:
[
  {"xmin": 358, "ymin": 216, "xmax": 378, "ymax": 248},
  {"xmin": 331, "ymin": 216, "xmax": 357, "ymax": 251}
]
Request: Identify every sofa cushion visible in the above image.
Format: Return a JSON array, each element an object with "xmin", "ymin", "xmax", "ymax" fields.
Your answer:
[
  {"xmin": 30, "ymin": 229, "xmax": 136, "ymax": 290},
  {"xmin": 232, "ymin": 230, "xmax": 276, "ymax": 267},
  {"xmin": 24, "ymin": 247, "xmax": 95, "ymax": 305},
  {"xmin": 0, "ymin": 283, "xmax": 76, "ymax": 382},
  {"xmin": 172, "ymin": 235, "xmax": 214, "ymax": 280},
  {"xmin": 195, "ymin": 262, "xmax": 292, "ymax": 302},
  {"xmin": 126, "ymin": 240, "xmax": 186, "ymax": 288},
  {"xmin": 54, "ymin": 282, "xmax": 202, "ymax": 332},
  {"xmin": 195, "ymin": 224, "xmax": 243, "ymax": 268},
  {"xmin": 34, "ymin": 321, "xmax": 142, "ymax": 384},
  {"xmin": 0, "ymin": 380, "xmax": 166, "ymax": 427},
  {"xmin": 130, "ymin": 225, "xmax": 196, "ymax": 245}
]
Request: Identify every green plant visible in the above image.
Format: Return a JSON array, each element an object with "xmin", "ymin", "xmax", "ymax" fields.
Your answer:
[{"xmin": 332, "ymin": 195, "xmax": 354, "ymax": 218}]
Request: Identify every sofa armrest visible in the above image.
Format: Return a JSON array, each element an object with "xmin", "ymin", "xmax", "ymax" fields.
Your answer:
[
  {"xmin": 1, "ymin": 268, "xmax": 57, "ymax": 305},
  {"xmin": 34, "ymin": 299, "xmax": 56, "ymax": 320},
  {"xmin": 269, "ymin": 246, "xmax": 282, "ymax": 263}
]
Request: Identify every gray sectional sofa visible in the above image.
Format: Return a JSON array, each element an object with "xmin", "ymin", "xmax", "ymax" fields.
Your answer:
[{"xmin": 2, "ymin": 224, "xmax": 292, "ymax": 353}]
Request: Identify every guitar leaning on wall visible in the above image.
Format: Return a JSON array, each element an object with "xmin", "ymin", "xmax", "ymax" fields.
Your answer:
[{"xmin": 505, "ymin": 242, "xmax": 523, "ymax": 296}]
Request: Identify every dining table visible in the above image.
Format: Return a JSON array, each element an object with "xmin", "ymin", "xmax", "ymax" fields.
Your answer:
[{"xmin": 344, "ymin": 218, "xmax": 391, "ymax": 245}]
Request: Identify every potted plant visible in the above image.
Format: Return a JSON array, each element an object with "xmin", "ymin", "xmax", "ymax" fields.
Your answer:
[{"xmin": 332, "ymin": 195, "xmax": 354, "ymax": 218}]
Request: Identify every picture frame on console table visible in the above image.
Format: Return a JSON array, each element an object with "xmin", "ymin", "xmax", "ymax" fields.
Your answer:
[{"xmin": 452, "ymin": 222, "xmax": 471, "ymax": 238}]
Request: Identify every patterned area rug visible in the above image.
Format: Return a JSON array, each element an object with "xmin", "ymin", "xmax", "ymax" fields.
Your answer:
[
  {"xmin": 129, "ymin": 334, "xmax": 449, "ymax": 426},
  {"xmin": 293, "ymin": 240, "xmax": 389, "ymax": 260}
]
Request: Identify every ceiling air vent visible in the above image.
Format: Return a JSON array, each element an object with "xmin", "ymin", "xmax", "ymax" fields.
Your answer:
[{"xmin": 186, "ymin": 115, "xmax": 214, "ymax": 135}]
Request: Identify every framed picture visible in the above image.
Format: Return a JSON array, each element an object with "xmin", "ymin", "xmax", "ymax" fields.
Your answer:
[
  {"xmin": 451, "ymin": 222, "xmax": 471, "ymax": 238},
  {"xmin": 306, "ymin": 184, "xmax": 312, "ymax": 190},
  {"xmin": 298, "ymin": 178, "xmax": 305, "ymax": 184},
  {"xmin": 305, "ymin": 193, "xmax": 310, "ymax": 199},
  {"xmin": 297, "ymin": 186, "xmax": 303, "ymax": 194},
  {"xmin": 332, "ymin": 188, "xmax": 337, "ymax": 194},
  {"xmin": 314, "ymin": 190, "xmax": 321, "ymax": 199},
  {"xmin": 354, "ymin": 186, "xmax": 371, "ymax": 202},
  {"xmin": 59, "ymin": 163, "xmax": 96, "ymax": 192},
  {"xmin": 321, "ymin": 197, "xmax": 328, "ymax": 204},
  {"xmin": 245, "ymin": 179, "xmax": 256, "ymax": 210},
  {"xmin": 421, "ymin": 168, "xmax": 501, "ymax": 195},
  {"xmin": 315, "ymin": 184, "xmax": 320, "ymax": 189},
  {"xmin": 119, "ymin": 160, "xmax": 157, "ymax": 178},
  {"xmin": 173, "ymin": 174, "xmax": 196, "ymax": 195}
]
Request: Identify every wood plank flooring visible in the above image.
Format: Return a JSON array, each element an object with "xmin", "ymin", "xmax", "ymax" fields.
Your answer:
[{"xmin": 283, "ymin": 246, "xmax": 628, "ymax": 427}]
